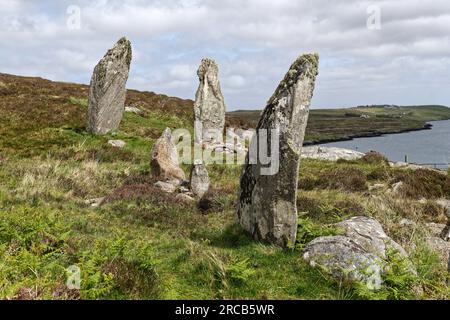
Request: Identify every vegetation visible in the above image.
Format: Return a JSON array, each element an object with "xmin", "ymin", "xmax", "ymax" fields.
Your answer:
[
  {"xmin": 228, "ymin": 105, "xmax": 450, "ymax": 144},
  {"xmin": 0, "ymin": 73, "xmax": 448, "ymax": 300}
]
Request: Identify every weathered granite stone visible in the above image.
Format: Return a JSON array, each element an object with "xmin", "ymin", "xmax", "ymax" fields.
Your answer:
[
  {"xmin": 154, "ymin": 181, "xmax": 176, "ymax": 193},
  {"xmin": 190, "ymin": 163, "xmax": 210, "ymax": 198},
  {"xmin": 303, "ymin": 216, "xmax": 413, "ymax": 283},
  {"xmin": 237, "ymin": 53, "xmax": 319, "ymax": 247},
  {"xmin": 194, "ymin": 58, "xmax": 226, "ymax": 144},
  {"xmin": 336, "ymin": 216, "xmax": 409, "ymax": 259},
  {"xmin": 151, "ymin": 128, "xmax": 186, "ymax": 183},
  {"xmin": 87, "ymin": 37, "xmax": 132, "ymax": 135}
]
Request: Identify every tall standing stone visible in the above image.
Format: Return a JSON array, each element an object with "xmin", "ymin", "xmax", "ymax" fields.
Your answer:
[
  {"xmin": 237, "ymin": 53, "xmax": 319, "ymax": 248},
  {"xmin": 87, "ymin": 37, "xmax": 132, "ymax": 135},
  {"xmin": 194, "ymin": 58, "xmax": 226, "ymax": 144}
]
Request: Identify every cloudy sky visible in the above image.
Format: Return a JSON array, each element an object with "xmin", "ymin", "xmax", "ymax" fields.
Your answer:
[{"xmin": 1, "ymin": 0, "xmax": 450, "ymax": 110}]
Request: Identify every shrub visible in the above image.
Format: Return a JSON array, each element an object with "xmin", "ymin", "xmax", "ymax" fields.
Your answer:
[
  {"xmin": 392, "ymin": 169, "xmax": 450, "ymax": 199},
  {"xmin": 318, "ymin": 167, "xmax": 368, "ymax": 192},
  {"xmin": 361, "ymin": 151, "xmax": 389, "ymax": 165}
]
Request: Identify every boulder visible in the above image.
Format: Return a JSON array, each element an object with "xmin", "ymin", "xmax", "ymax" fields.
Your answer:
[
  {"xmin": 237, "ymin": 53, "xmax": 319, "ymax": 248},
  {"xmin": 336, "ymin": 216, "xmax": 409, "ymax": 259},
  {"xmin": 303, "ymin": 216, "xmax": 412, "ymax": 284},
  {"xmin": 193, "ymin": 58, "xmax": 226, "ymax": 144},
  {"xmin": 154, "ymin": 181, "xmax": 177, "ymax": 194},
  {"xmin": 151, "ymin": 128, "xmax": 186, "ymax": 183},
  {"xmin": 87, "ymin": 37, "xmax": 132, "ymax": 134},
  {"xmin": 190, "ymin": 163, "xmax": 210, "ymax": 198},
  {"xmin": 303, "ymin": 236, "xmax": 383, "ymax": 283}
]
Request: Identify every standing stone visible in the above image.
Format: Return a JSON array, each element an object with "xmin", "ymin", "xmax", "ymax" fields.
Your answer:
[
  {"xmin": 194, "ymin": 58, "xmax": 226, "ymax": 144},
  {"xmin": 151, "ymin": 128, "xmax": 186, "ymax": 183},
  {"xmin": 190, "ymin": 163, "xmax": 210, "ymax": 198},
  {"xmin": 237, "ymin": 54, "xmax": 319, "ymax": 248},
  {"xmin": 87, "ymin": 37, "xmax": 132, "ymax": 134}
]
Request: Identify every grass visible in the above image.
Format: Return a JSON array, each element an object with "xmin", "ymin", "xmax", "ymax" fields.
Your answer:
[{"xmin": 0, "ymin": 73, "xmax": 449, "ymax": 300}]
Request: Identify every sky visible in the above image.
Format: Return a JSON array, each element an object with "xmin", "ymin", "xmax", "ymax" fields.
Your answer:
[{"xmin": 1, "ymin": 0, "xmax": 450, "ymax": 110}]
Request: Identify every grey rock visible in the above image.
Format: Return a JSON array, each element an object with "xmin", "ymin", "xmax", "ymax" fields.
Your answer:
[
  {"xmin": 108, "ymin": 140, "xmax": 126, "ymax": 148},
  {"xmin": 237, "ymin": 53, "xmax": 319, "ymax": 248},
  {"xmin": 176, "ymin": 193, "xmax": 196, "ymax": 203},
  {"xmin": 301, "ymin": 146, "xmax": 364, "ymax": 161},
  {"xmin": 426, "ymin": 222, "xmax": 449, "ymax": 240},
  {"xmin": 391, "ymin": 181, "xmax": 404, "ymax": 195},
  {"xmin": 151, "ymin": 128, "xmax": 186, "ymax": 183},
  {"xmin": 303, "ymin": 216, "xmax": 413, "ymax": 284},
  {"xmin": 125, "ymin": 105, "xmax": 144, "ymax": 115},
  {"xmin": 179, "ymin": 186, "xmax": 190, "ymax": 193},
  {"xmin": 87, "ymin": 37, "xmax": 132, "ymax": 135},
  {"xmin": 154, "ymin": 181, "xmax": 177, "ymax": 194},
  {"xmin": 303, "ymin": 236, "xmax": 384, "ymax": 283},
  {"xmin": 336, "ymin": 216, "xmax": 409, "ymax": 259},
  {"xmin": 190, "ymin": 163, "xmax": 210, "ymax": 198},
  {"xmin": 84, "ymin": 197, "xmax": 105, "ymax": 208},
  {"xmin": 194, "ymin": 58, "xmax": 226, "ymax": 144}
]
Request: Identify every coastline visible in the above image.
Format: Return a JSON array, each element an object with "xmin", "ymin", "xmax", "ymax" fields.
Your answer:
[{"xmin": 304, "ymin": 122, "xmax": 435, "ymax": 146}]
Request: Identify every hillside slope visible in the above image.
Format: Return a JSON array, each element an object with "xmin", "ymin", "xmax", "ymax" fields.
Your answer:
[
  {"xmin": 0, "ymin": 73, "xmax": 448, "ymax": 300},
  {"xmin": 0, "ymin": 73, "xmax": 194, "ymax": 157}
]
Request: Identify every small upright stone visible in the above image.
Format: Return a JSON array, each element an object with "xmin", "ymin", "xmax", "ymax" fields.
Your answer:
[
  {"xmin": 151, "ymin": 128, "xmax": 186, "ymax": 183},
  {"xmin": 190, "ymin": 163, "xmax": 210, "ymax": 198},
  {"xmin": 237, "ymin": 53, "xmax": 319, "ymax": 248},
  {"xmin": 194, "ymin": 58, "xmax": 226, "ymax": 144},
  {"xmin": 87, "ymin": 37, "xmax": 132, "ymax": 135}
]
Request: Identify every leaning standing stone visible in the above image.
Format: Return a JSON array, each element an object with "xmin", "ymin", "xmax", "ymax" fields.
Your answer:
[
  {"xmin": 151, "ymin": 128, "xmax": 186, "ymax": 183},
  {"xmin": 87, "ymin": 37, "xmax": 132, "ymax": 135},
  {"xmin": 237, "ymin": 54, "xmax": 319, "ymax": 248},
  {"xmin": 193, "ymin": 58, "xmax": 226, "ymax": 144}
]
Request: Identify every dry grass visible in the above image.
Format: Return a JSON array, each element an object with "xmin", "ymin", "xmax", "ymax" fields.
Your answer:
[{"xmin": 392, "ymin": 169, "xmax": 450, "ymax": 199}]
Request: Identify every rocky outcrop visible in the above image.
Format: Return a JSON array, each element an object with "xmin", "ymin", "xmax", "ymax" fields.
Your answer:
[
  {"xmin": 190, "ymin": 163, "xmax": 210, "ymax": 198},
  {"xmin": 87, "ymin": 37, "xmax": 132, "ymax": 135},
  {"xmin": 194, "ymin": 58, "xmax": 226, "ymax": 144},
  {"xmin": 301, "ymin": 146, "xmax": 364, "ymax": 161},
  {"xmin": 150, "ymin": 128, "xmax": 186, "ymax": 183},
  {"xmin": 303, "ymin": 216, "xmax": 412, "ymax": 284},
  {"xmin": 237, "ymin": 53, "xmax": 319, "ymax": 248}
]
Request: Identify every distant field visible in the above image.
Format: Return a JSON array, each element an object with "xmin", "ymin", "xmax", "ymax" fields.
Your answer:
[{"xmin": 227, "ymin": 105, "xmax": 450, "ymax": 144}]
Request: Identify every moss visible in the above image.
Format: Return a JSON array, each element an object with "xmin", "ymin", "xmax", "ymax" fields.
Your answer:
[{"xmin": 269, "ymin": 53, "xmax": 319, "ymax": 103}]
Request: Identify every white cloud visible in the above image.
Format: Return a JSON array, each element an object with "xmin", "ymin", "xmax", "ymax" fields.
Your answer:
[{"xmin": 0, "ymin": 0, "xmax": 449, "ymax": 109}]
